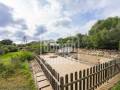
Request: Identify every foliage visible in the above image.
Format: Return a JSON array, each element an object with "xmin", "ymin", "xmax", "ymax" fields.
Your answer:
[
  {"xmin": 0, "ymin": 51, "xmax": 34, "ymax": 64},
  {"xmin": 0, "ymin": 39, "xmax": 13, "ymax": 45},
  {"xmin": 0, "ymin": 63, "xmax": 15, "ymax": 79},
  {"xmin": 88, "ymin": 17, "xmax": 120, "ymax": 49},
  {"xmin": 0, "ymin": 39, "xmax": 18, "ymax": 55},
  {"xmin": 0, "ymin": 51, "xmax": 36, "ymax": 90},
  {"xmin": 18, "ymin": 51, "xmax": 34, "ymax": 62},
  {"xmin": 57, "ymin": 17, "xmax": 120, "ymax": 50},
  {"xmin": 26, "ymin": 41, "xmax": 48, "ymax": 54},
  {"xmin": 112, "ymin": 81, "xmax": 120, "ymax": 90}
]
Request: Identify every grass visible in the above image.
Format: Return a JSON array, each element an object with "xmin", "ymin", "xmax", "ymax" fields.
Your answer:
[
  {"xmin": 0, "ymin": 51, "xmax": 24, "ymax": 64},
  {"xmin": 0, "ymin": 72, "xmax": 35, "ymax": 90},
  {"xmin": 0, "ymin": 51, "xmax": 36, "ymax": 90},
  {"xmin": 0, "ymin": 52, "xmax": 18, "ymax": 64},
  {"xmin": 0, "ymin": 51, "xmax": 33, "ymax": 64},
  {"xmin": 111, "ymin": 81, "xmax": 120, "ymax": 90}
]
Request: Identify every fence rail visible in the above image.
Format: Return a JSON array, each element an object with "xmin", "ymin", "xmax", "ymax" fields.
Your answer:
[
  {"xmin": 36, "ymin": 55, "xmax": 120, "ymax": 90},
  {"xmin": 35, "ymin": 56, "xmax": 60, "ymax": 90},
  {"xmin": 60, "ymin": 58, "xmax": 120, "ymax": 90}
]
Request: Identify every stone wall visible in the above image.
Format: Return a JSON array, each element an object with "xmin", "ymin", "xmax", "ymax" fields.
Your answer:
[{"xmin": 78, "ymin": 49, "xmax": 120, "ymax": 58}]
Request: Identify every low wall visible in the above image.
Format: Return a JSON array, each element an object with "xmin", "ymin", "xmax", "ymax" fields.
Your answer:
[{"xmin": 78, "ymin": 49, "xmax": 120, "ymax": 58}]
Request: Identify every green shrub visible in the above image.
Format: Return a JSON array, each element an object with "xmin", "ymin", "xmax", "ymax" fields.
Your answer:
[
  {"xmin": 0, "ymin": 63, "xmax": 6, "ymax": 73},
  {"xmin": 2, "ymin": 47, "xmax": 9, "ymax": 54},
  {"xmin": 11, "ymin": 57, "xmax": 22, "ymax": 69},
  {"xmin": 19, "ymin": 52, "xmax": 34, "ymax": 62},
  {"xmin": 7, "ymin": 45, "xmax": 18, "ymax": 52},
  {"xmin": 0, "ymin": 63, "xmax": 15, "ymax": 79}
]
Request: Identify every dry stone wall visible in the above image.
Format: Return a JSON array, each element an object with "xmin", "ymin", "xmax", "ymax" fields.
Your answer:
[{"xmin": 78, "ymin": 49, "xmax": 120, "ymax": 58}]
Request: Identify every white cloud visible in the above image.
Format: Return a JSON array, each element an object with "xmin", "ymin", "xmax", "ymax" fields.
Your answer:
[{"xmin": 0, "ymin": 0, "xmax": 120, "ymax": 43}]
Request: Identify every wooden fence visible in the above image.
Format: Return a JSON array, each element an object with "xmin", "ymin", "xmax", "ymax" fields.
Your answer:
[
  {"xmin": 60, "ymin": 58, "xmax": 120, "ymax": 90},
  {"xmin": 35, "ymin": 56, "xmax": 60, "ymax": 90},
  {"xmin": 36, "ymin": 56, "xmax": 120, "ymax": 90}
]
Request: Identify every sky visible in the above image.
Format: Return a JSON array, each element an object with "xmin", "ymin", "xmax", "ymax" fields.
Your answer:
[{"xmin": 0, "ymin": 0, "xmax": 120, "ymax": 43}]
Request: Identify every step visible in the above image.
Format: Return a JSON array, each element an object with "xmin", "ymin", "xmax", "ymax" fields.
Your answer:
[
  {"xmin": 38, "ymin": 80, "xmax": 50, "ymax": 89},
  {"xmin": 38, "ymin": 79, "xmax": 47, "ymax": 82},
  {"xmin": 36, "ymin": 72, "xmax": 44, "ymax": 77},
  {"xmin": 31, "ymin": 60, "xmax": 53, "ymax": 90},
  {"xmin": 37, "ymin": 76, "xmax": 47, "ymax": 82},
  {"xmin": 33, "ymin": 67, "xmax": 41, "ymax": 72},
  {"xmin": 35, "ymin": 70, "xmax": 41, "ymax": 74},
  {"xmin": 41, "ymin": 86, "xmax": 53, "ymax": 90}
]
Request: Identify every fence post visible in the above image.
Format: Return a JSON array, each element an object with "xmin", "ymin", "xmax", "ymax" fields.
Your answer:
[
  {"xmin": 79, "ymin": 71, "xmax": 82, "ymax": 90},
  {"xmin": 86, "ymin": 68, "xmax": 89, "ymax": 90},
  {"xmin": 92, "ymin": 66, "xmax": 95, "ymax": 90},
  {"xmin": 110, "ymin": 61, "xmax": 113, "ymax": 78},
  {"xmin": 65, "ymin": 74, "xmax": 69, "ymax": 90},
  {"xmin": 105, "ymin": 63, "xmax": 108, "ymax": 82},
  {"xmin": 98, "ymin": 64, "xmax": 100, "ymax": 87},
  {"xmin": 75, "ymin": 72, "xmax": 78, "ymax": 90},
  {"xmin": 57, "ymin": 73, "xmax": 60, "ymax": 90},
  {"xmin": 90, "ymin": 67, "xmax": 93, "ymax": 89},
  {"xmin": 83, "ymin": 69, "xmax": 86, "ymax": 90},
  {"xmin": 95, "ymin": 65, "xmax": 98, "ymax": 88},
  {"xmin": 60, "ymin": 77, "xmax": 64, "ymax": 90},
  {"xmin": 70, "ymin": 73, "xmax": 73, "ymax": 90},
  {"xmin": 53, "ymin": 69, "xmax": 56, "ymax": 89},
  {"xmin": 100, "ymin": 64, "xmax": 103, "ymax": 85},
  {"xmin": 107, "ymin": 62, "xmax": 110, "ymax": 80}
]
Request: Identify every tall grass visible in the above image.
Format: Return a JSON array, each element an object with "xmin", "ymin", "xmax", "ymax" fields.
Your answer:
[{"xmin": 0, "ymin": 51, "xmax": 36, "ymax": 90}]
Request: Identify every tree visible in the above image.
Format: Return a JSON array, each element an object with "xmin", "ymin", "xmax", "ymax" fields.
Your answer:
[
  {"xmin": 88, "ymin": 17, "xmax": 120, "ymax": 49},
  {"xmin": 0, "ymin": 39, "xmax": 13, "ymax": 45},
  {"xmin": 56, "ymin": 17, "xmax": 120, "ymax": 50}
]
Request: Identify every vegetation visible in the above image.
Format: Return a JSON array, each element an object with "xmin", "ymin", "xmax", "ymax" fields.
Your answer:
[
  {"xmin": 0, "ymin": 39, "xmax": 36, "ymax": 90},
  {"xmin": 57, "ymin": 17, "xmax": 120, "ymax": 50},
  {"xmin": 25, "ymin": 41, "xmax": 48, "ymax": 54},
  {"xmin": 0, "ymin": 51, "xmax": 36, "ymax": 90},
  {"xmin": 0, "ymin": 16, "xmax": 120, "ymax": 90},
  {"xmin": 111, "ymin": 81, "xmax": 120, "ymax": 90},
  {"xmin": 0, "ymin": 39, "xmax": 18, "ymax": 54}
]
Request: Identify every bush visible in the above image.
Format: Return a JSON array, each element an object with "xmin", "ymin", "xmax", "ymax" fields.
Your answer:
[
  {"xmin": 0, "ymin": 63, "xmax": 15, "ymax": 79},
  {"xmin": 11, "ymin": 57, "xmax": 22, "ymax": 69},
  {"xmin": 7, "ymin": 45, "xmax": 18, "ymax": 52},
  {"xmin": 2, "ymin": 47, "xmax": 9, "ymax": 54},
  {"xmin": 19, "ymin": 52, "xmax": 34, "ymax": 62},
  {"xmin": 0, "ymin": 45, "xmax": 18, "ymax": 54}
]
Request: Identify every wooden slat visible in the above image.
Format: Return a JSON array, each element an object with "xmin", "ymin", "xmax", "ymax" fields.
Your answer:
[
  {"xmin": 83, "ymin": 70, "xmax": 86, "ymax": 90},
  {"xmin": 75, "ymin": 72, "xmax": 78, "ymax": 90},
  {"xmin": 95, "ymin": 65, "xmax": 98, "ymax": 88},
  {"xmin": 90, "ymin": 67, "xmax": 93, "ymax": 89},
  {"xmin": 65, "ymin": 74, "xmax": 69, "ymax": 90},
  {"xmin": 60, "ymin": 77, "xmax": 64, "ymax": 90},
  {"xmin": 79, "ymin": 71, "xmax": 82, "ymax": 90},
  {"xmin": 70, "ymin": 73, "xmax": 73, "ymax": 90},
  {"xmin": 98, "ymin": 64, "xmax": 100, "ymax": 87},
  {"xmin": 86, "ymin": 68, "xmax": 89, "ymax": 90}
]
